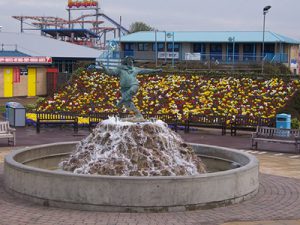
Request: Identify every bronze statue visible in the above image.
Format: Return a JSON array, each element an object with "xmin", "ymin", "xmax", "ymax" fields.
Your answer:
[{"xmin": 97, "ymin": 57, "xmax": 162, "ymax": 118}]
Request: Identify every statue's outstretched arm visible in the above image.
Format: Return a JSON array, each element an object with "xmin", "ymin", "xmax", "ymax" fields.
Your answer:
[
  {"xmin": 98, "ymin": 62, "xmax": 119, "ymax": 77},
  {"xmin": 103, "ymin": 67, "xmax": 120, "ymax": 77},
  {"xmin": 136, "ymin": 68, "xmax": 163, "ymax": 75}
]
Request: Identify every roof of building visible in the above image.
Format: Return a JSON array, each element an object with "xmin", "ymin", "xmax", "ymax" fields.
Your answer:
[
  {"xmin": 118, "ymin": 31, "xmax": 300, "ymax": 44},
  {"xmin": 41, "ymin": 29, "xmax": 99, "ymax": 38},
  {"xmin": 0, "ymin": 32, "xmax": 101, "ymax": 58},
  {"xmin": 0, "ymin": 50, "xmax": 30, "ymax": 57}
]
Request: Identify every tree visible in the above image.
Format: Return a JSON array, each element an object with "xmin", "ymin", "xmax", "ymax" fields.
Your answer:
[{"xmin": 129, "ymin": 22, "xmax": 154, "ymax": 33}]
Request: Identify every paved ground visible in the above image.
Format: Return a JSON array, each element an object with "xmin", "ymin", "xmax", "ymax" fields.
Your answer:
[
  {"xmin": 1, "ymin": 125, "xmax": 299, "ymax": 153},
  {"xmin": 0, "ymin": 126, "xmax": 300, "ymax": 225},
  {"xmin": 0, "ymin": 96, "xmax": 39, "ymax": 106}
]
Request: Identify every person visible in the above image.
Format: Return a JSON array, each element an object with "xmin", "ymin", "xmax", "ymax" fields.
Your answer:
[{"xmin": 97, "ymin": 57, "xmax": 162, "ymax": 118}]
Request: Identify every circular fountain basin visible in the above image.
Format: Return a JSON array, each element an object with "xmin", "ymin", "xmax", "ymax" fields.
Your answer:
[{"xmin": 4, "ymin": 142, "xmax": 259, "ymax": 212}]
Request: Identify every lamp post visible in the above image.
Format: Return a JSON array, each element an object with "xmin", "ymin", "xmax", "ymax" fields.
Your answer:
[
  {"xmin": 172, "ymin": 32, "xmax": 175, "ymax": 68},
  {"xmin": 164, "ymin": 31, "xmax": 167, "ymax": 64},
  {"xmin": 119, "ymin": 16, "xmax": 122, "ymax": 60},
  {"xmin": 262, "ymin": 5, "xmax": 271, "ymax": 74},
  {"xmin": 228, "ymin": 37, "xmax": 235, "ymax": 71},
  {"xmin": 167, "ymin": 32, "xmax": 175, "ymax": 68},
  {"xmin": 155, "ymin": 30, "xmax": 158, "ymax": 67}
]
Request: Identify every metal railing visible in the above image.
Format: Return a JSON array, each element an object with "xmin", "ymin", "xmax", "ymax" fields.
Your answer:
[
  {"xmin": 0, "ymin": 44, "xmax": 18, "ymax": 51},
  {"xmin": 96, "ymin": 50, "xmax": 290, "ymax": 72},
  {"xmin": 98, "ymin": 50, "xmax": 289, "ymax": 64}
]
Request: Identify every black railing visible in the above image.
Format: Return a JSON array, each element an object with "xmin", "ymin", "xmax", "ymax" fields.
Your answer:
[
  {"xmin": 185, "ymin": 113, "xmax": 227, "ymax": 135},
  {"xmin": 33, "ymin": 111, "xmax": 277, "ymax": 136},
  {"xmin": 230, "ymin": 115, "xmax": 275, "ymax": 136}
]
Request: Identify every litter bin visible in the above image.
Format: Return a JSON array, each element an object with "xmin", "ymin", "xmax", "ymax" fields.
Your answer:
[
  {"xmin": 276, "ymin": 113, "xmax": 291, "ymax": 137},
  {"xmin": 276, "ymin": 113, "xmax": 291, "ymax": 129},
  {"xmin": 6, "ymin": 102, "xmax": 26, "ymax": 127}
]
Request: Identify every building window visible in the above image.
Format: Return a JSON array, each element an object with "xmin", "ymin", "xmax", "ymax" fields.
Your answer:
[
  {"xmin": 65, "ymin": 60, "xmax": 74, "ymax": 73},
  {"xmin": 152, "ymin": 43, "xmax": 164, "ymax": 51},
  {"xmin": 210, "ymin": 43, "xmax": 222, "ymax": 53},
  {"xmin": 54, "ymin": 61, "xmax": 63, "ymax": 73},
  {"xmin": 243, "ymin": 44, "xmax": 255, "ymax": 61},
  {"xmin": 261, "ymin": 43, "xmax": 275, "ymax": 61},
  {"xmin": 193, "ymin": 43, "xmax": 205, "ymax": 53},
  {"xmin": 227, "ymin": 43, "xmax": 239, "ymax": 61},
  {"xmin": 124, "ymin": 43, "xmax": 134, "ymax": 51},
  {"xmin": 138, "ymin": 43, "xmax": 149, "ymax": 51},
  {"xmin": 167, "ymin": 43, "xmax": 179, "ymax": 52},
  {"xmin": 210, "ymin": 43, "xmax": 222, "ymax": 60},
  {"xmin": 264, "ymin": 43, "xmax": 275, "ymax": 53},
  {"xmin": 53, "ymin": 60, "xmax": 74, "ymax": 73},
  {"xmin": 124, "ymin": 43, "xmax": 134, "ymax": 57}
]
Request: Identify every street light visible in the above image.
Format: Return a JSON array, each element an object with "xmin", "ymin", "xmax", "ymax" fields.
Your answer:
[
  {"xmin": 228, "ymin": 36, "xmax": 235, "ymax": 71},
  {"xmin": 155, "ymin": 30, "xmax": 158, "ymax": 67},
  {"xmin": 262, "ymin": 5, "xmax": 271, "ymax": 74},
  {"xmin": 167, "ymin": 32, "xmax": 175, "ymax": 68},
  {"xmin": 164, "ymin": 31, "xmax": 167, "ymax": 64}
]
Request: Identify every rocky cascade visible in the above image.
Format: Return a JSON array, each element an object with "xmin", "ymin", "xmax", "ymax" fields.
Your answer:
[{"xmin": 60, "ymin": 117, "xmax": 206, "ymax": 176}]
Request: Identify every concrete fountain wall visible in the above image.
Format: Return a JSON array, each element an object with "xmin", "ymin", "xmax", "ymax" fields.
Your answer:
[{"xmin": 4, "ymin": 142, "xmax": 259, "ymax": 212}]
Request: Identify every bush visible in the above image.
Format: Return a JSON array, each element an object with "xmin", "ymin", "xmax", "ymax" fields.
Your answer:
[
  {"xmin": 291, "ymin": 118, "xmax": 300, "ymax": 129},
  {"xmin": 25, "ymin": 104, "xmax": 37, "ymax": 112},
  {"xmin": 36, "ymin": 97, "xmax": 45, "ymax": 104},
  {"xmin": 0, "ymin": 105, "xmax": 5, "ymax": 114},
  {"xmin": 278, "ymin": 91, "xmax": 300, "ymax": 119}
]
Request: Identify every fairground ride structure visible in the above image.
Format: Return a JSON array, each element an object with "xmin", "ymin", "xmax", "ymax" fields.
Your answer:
[{"xmin": 12, "ymin": 0, "xmax": 129, "ymax": 49}]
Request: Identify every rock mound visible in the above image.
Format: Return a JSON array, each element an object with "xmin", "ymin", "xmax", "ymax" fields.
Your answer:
[{"xmin": 60, "ymin": 117, "xmax": 206, "ymax": 176}]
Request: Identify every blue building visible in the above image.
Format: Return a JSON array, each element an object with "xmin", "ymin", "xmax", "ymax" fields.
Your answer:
[{"xmin": 117, "ymin": 31, "xmax": 300, "ymax": 73}]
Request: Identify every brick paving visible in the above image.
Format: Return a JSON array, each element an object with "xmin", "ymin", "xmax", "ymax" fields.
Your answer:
[
  {"xmin": 0, "ymin": 126, "xmax": 300, "ymax": 224},
  {"xmin": 0, "ymin": 167, "xmax": 300, "ymax": 225}
]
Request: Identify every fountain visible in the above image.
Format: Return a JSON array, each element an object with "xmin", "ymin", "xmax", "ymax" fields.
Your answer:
[
  {"xmin": 60, "ymin": 117, "xmax": 206, "ymax": 176},
  {"xmin": 4, "ymin": 118, "xmax": 259, "ymax": 212}
]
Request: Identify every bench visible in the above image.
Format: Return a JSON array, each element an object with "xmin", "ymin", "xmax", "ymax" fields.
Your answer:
[
  {"xmin": 143, "ymin": 113, "xmax": 178, "ymax": 132},
  {"xmin": 36, "ymin": 112, "xmax": 78, "ymax": 133},
  {"xmin": 185, "ymin": 114, "xmax": 227, "ymax": 135},
  {"xmin": 0, "ymin": 121, "xmax": 16, "ymax": 146},
  {"xmin": 251, "ymin": 126, "xmax": 300, "ymax": 153},
  {"xmin": 231, "ymin": 116, "xmax": 275, "ymax": 136}
]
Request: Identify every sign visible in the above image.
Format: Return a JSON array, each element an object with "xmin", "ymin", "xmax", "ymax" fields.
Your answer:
[
  {"xmin": 158, "ymin": 52, "xmax": 179, "ymax": 59},
  {"xmin": 13, "ymin": 67, "xmax": 20, "ymax": 83},
  {"xmin": 20, "ymin": 67, "xmax": 28, "ymax": 76},
  {"xmin": 68, "ymin": 0, "xmax": 98, "ymax": 8},
  {"xmin": 185, "ymin": 53, "xmax": 201, "ymax": 61},
  {"xmin": 0, "ymin": 57, "xmax": 52, "ymax": 65},
  {"xmin": 166, "ymin": 33, "xmax": 173, "ymax": 38},
  {"xmin": 290, "ymin": 59, "xmax": 298, "ymax": 68}
]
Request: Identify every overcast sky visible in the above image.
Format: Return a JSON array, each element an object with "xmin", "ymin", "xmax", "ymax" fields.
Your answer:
[{"xmin": 0, "ymin": 0, "xmax": 299, "ymax": 40}]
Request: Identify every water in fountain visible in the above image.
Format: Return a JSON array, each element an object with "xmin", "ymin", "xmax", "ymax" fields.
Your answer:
[{"xmin": 60, "ymin": 117, "xmax": 206, "ymax": 176}]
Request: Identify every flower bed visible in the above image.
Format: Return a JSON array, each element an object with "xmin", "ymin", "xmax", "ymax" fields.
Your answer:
[{"xmin": 35, "ymin": 70, "xmax": 300, "ymax": 122}]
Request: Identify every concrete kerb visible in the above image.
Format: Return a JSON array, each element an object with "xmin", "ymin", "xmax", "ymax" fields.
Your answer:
[{"xmin": 4, "ymin": 142, "xmax": 259, "ymax": 212}]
